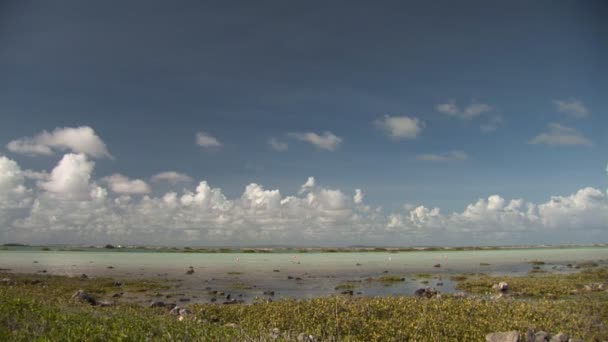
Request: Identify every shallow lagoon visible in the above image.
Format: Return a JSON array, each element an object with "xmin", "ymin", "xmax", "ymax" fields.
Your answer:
[{"xmin": 1, "ymin": 246, "xmax": 606, "ymax": 303}]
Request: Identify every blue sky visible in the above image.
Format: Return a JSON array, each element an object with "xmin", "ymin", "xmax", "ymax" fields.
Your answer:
[{"xmin": 0, "ymin": 1, "xmax": 606, "ymax": 245}]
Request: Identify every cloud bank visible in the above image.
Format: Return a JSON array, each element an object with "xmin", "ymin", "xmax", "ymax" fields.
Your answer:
[
  {"xmin": 0, "ymin": 153, "xmax": 606, "ymax": 246},
  {"xmin": 6, "ymin": 126, "xmax": 112, "ymax": 158}
]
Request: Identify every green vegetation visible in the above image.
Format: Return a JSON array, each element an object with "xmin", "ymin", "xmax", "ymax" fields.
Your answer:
[
  {"xmin": 376, "ymin": 275, "xmax": 405, "ymax": 282},
  {"xmin": 0, "ymin": 270, "xmax": 607, "ymax": 341},
  {"xmin": 334, "ymin": 281, "xmax": 361, "ymax": 291},
  {"xmin": 528, "ymin": 260, "xmax": 545, "ymax": 265},
  {"xmin": 415, "ymin": 273, "xmax": 433, "ymax": 279},
  {"xmin": 456, "ymin": 268, "xmax": 608, "ymax": 298}
]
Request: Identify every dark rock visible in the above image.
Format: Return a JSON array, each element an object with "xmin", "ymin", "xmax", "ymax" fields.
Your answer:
[
  {"xmin": 414, "ymin": 287, "xmax": 439, "ymax": 298},
  {"xmin": 340, "ymin": 290, "xmax": 354, "ymax": 296},
  {"xmin": 149, "ymin": 301, "xmax": 165, "ymax": 308},
  {"xmin": 179, "ymin": 298, "xmax": 190, "ymax": 302},
  {"xmin": 295, "ymin": 277, "xmax": 302, "ymax": 281},
  {"xmin": 436, "ymin": 282, "xmax": 444, "ymax": 286},
  {"xmin": 534, "ymin": 331, "xmax": 550, "ymax": 341},
  {"xmin": 226, "ymin": 294, "xmax": 231, "ymax": 300},
  {"xmin": 164, "ymin": 303, "xmax": 176, "ymax": 310},
  {"xmin": 112, "ymin": 292, "xmax": 123, "ymax": 298},
  {"xmin": 186, "ymin": 269, "xmax": 194, "ymax": 275},
  {"xmin": 169, "ymin": 306, "xmax": 181, "ymax": 315},
  {"xmin": 485, "ymin": 331, "xmax": 520, "ymax": 342},
  {"xmin": 549, "ymin": 333, "xmax": 568, "ymax": 342},
  {"xmin": 107, "ymin": 266, "xmax": 114, "ymax": 269},
  {"xmin": 112, "ymin": 281, "xmax": 123, "ymax": 287},
  {"xmin": 80, "ymin": 274, "xmax": 88, "ymax": 279},
  {"xmin": 210, "ymin": 297, "xmax": 217, "ymax": 302},
  {"xmin": 29, "ymin": 279, "xmax": 43, "ymax": 285},
  {"xmin": 71, "ymin": 290, "xmax": 97, "ymax": 306},
  {"xmin": 287, "ymin": 276, "xmax": 294, "ymax": 280},
  {"xmin": 263, "ymin": 290, "xmax": 275, "ymax": 296},
  {"xmin": 434, "ymin": 264, "xmax": 441, "ymax": 268}
]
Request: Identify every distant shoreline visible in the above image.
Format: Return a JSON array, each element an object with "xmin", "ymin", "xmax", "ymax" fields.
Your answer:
[{"xmin": 2, "ymin": 243, "xmax": 607, "ymax": 253}]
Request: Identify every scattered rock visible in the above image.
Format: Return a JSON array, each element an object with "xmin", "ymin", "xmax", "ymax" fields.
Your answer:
[
  {"xmin": 485, "ymin": 331, "xmax": 519, "ymax": 342},
  {"xmin": 98, "ymin": 300, "xmax": 114, "ymax": 307},
  {"xmin": 29, "ymin": 279, "xmax": 43, "ymax": 285},
  {"xmin": 295, "ymin": 277, "xmax": 303, "ymax": 281},
  {"xmin": 71, "ymin": 290, "xmax": 97, "ymax": 306},
  {"xmin": 178, "ymin": 308, "xmax": 192, "ymax": 316},
  {"xmin": 340, "ymin": 290, "xmax": 354, "ymax": 296},
  {"xmin": 112, "ymin": 292, "xmax": 123, "ymax": 298},
  {"xmin": 263, "ymin": 290, "xmax": 275, "ymax": 296},
  {"xmin": 492, "ymin": 282, "xmax": 509, "ymax": 292},
  {"xmin": 186, "ymin": 268, "xmax": 194, "ymax": 275},
  {"xmin": 0, "ymin": 278, "xmax": 15, "ymax": 285},
  {"xmin": 414, "ymin": 287, "xmax": 439, "ymax": 298},
  {"xmin": 269, "ymin": 327, "xmax": 281, "ymax": 340},
  {"xmin": 179, "ymin": 298, "xmax": 190, "ymax": 302},
  {"xmin": 38, "ymin": 270, "xmax": 47, "ymax": 273},
  {"xmin": 583, "ymin": 283, "xmax": 605, "ymax": 292},
  {"xmin": 80, "ymin": 274, "xmax": 88, "ymax": 279},
  {"xmin": 297, "ymin": 333, "xmax": 318, "ymax": 342},
  {"xmin": 549, "ymin": 333, "xmax": 568, "ymax": 342},
  {"xmin": 534, "ymin": 331, "xmax": 550, "ymax": 341},
  {"xmin": 436, "ymin": 282, "xmax": 444, "ymax": 286},
  {"xmin": 149, "ymin": 301, "xmax": 165, "ymax": 308},
  {"xmin": 112, "ymin": 281, "xmax": 123, "ymax": 287},
  {"xmin": 452, "ymin": 292, "xmax": 467, "ymax": 299}
]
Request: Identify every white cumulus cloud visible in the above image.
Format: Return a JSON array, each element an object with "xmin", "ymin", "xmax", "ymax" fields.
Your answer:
[
  {"xmin": 1, "ymin": 155, "xmax": 607, "ymax": 246},
  {"xmin": 436, "ymin": 101, "xmax": 493, "ymax": 120},
  {"xmin": 6, "ymin": 126, "xmax": 112, "ymax": 158},
  {"xmin": 288, "ymin": 131, "xmax": 342, "ymax": 151},
  {"xmin": 416, "ymin": 150, "xmax": 468, "ymax": 162},
  {"xmin": 553, "ymin": 99, "xmax": 588, "ymax": 119},
  {"xmin": 529, "ymin": 123, "xmax": 592, "ymax": 146},
  {"xmin": 268, "ymin": 137, "xmax": 288, "ymax": 151},
  {"xmin": 151, "ymin": 171, "xmax": 193, "ymax": 184},
  {"xmin": 102, "ymin": 174, "xmax": 151, "ymax": 194},
  {"xmin": 39, "ymin": 153, "xmax": 96, "ymax": 198},
  {"xmin": 196, "ymin": 131, "xmax": 222, "ymax": 149},
  {"xmin": 375, "ymin": 115, "xmax": 423, "ymax": 140}
]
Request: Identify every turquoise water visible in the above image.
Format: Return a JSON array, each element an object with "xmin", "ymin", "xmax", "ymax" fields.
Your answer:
[{"xmin": 1, "ymin": 247, "xmax": 606, "ymax": 303}]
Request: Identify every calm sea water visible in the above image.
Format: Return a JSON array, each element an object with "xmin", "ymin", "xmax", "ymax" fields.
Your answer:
[{"xmin": 1, "ymin": 247, "xmax": 606, "ymax": 303}]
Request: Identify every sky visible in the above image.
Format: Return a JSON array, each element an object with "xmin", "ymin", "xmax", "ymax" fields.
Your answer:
[{"xmin": 0, "ymin": 0, "xmax": 606, "ymax": 246}]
